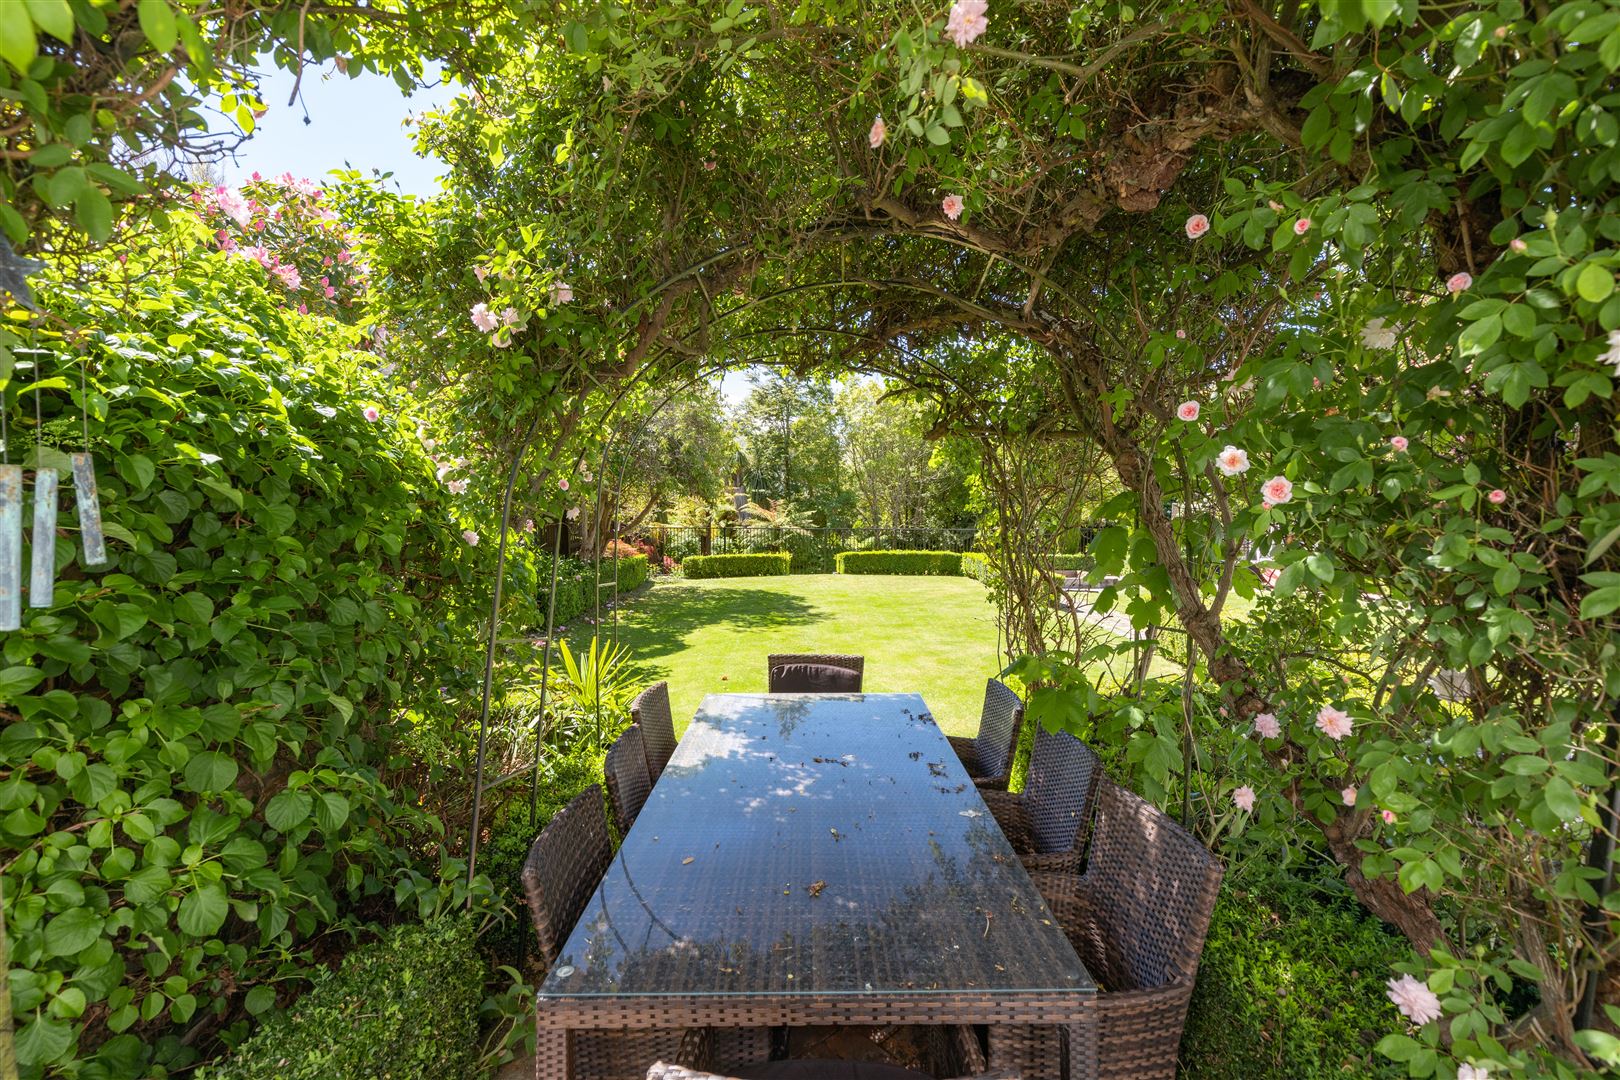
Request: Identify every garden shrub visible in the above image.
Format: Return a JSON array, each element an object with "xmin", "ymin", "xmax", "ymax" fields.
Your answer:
[
  {"xmin": 834, "ymin": 550, "xmax": 963, "ymax": 575},
  {"xmin": 1, "ymin": 227, "xmax": 490, "ymax": 1076},
  {"xmin": 1180, "ymin": 871, "xmax": 1408, "ymax": 1079},
  {"xmin": 536, "ymin": 553, "xmax": 649, "ymax": 626},
  {"xmin": 960, "ymin": 552, "xmax": 990, "ymax": 582},
  {"xmin": 201, "ymin": 916, "xmax": 485, "ymax": 1080},
  {"xmin": 681, "ymin": 552, "xmax": 791, "ymax": 578}
]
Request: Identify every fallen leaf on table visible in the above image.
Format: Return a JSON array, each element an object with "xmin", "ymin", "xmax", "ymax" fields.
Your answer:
[
  {"xmin": 682, "ymin": 856, "xmax": 695, "ymax": 864},
  {"xmin": 808, "ymin": 880, "xmax": 826, "ymax": 897}
]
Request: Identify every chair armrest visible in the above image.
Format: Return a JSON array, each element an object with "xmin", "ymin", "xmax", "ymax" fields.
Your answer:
[
  {"xmin": 946, "ymin": 734, "xmax": 980, "ymax": 774},
  {"xmin": 1020, "ymin": 850, "xmax": 1080, "ymax": 875}
]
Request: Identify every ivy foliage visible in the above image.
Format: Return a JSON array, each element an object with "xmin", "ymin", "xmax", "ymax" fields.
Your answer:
[{"xmin": 0, "ymin": 220, "xmax": 493, "ymax": 1077}]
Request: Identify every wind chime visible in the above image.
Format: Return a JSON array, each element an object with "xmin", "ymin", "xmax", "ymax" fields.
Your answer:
[{"xmin": 0, "ymin": 239, "xmax": 107, "ymax": 632}]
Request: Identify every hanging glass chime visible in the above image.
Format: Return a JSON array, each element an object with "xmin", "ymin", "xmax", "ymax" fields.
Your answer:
[
  {"xmin": 0, "ymin": 461, "xmax": 18, "ymax": 631},
  {"xmin": 71, "ymin": 452, "xmax": 106, "ymax": 568}
]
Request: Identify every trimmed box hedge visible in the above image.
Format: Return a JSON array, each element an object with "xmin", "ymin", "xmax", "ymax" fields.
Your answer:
[
  {"xmin": 961, "ymin": 552, "xmax": 991, "ymax": 581},
  {"xmin": 682, "ymin": 552, "xmax": 792, "ymax": 578},
  {"xmin": 205, "ymin": 917, "xmax": 485, "ymax": 1079},
  {"xmin": 834, "ymin": 550, "xmax": 965, "ymax": 576}
]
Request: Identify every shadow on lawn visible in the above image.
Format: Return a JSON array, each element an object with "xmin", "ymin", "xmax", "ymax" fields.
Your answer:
[{"xmin": 571, "ymin": 583, "xmax": 822, "ymax": 667}]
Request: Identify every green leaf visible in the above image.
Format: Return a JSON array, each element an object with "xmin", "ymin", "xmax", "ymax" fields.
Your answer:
[
  {"xmin": 1544, "ymin": 777, "xmax": 1583, "ymax": 821},
  {"xmin": 264, "ymin": 789, "xmax": 312, "ymax": 831},
  {"xmin": 23, "ymin": 0, "xmax": 74, "ymax": 44},
  {"xmin": 14, "ymin": 1014, "xmax": 72, "ymax": 1067},
  {"xmin": 1580, "ymin": 586, "xmax": 1620, "ymax": 619},
  {"xmin": 45, "ymin": 166, "xmax": 87, "ymax": 208},
  {"xmin": 315, "ymin": 791, "xmax": 351, "ymax": 832},
  {"xmin": 0, "ymin": 7, "xmax": 37, "ymax": 73},
  {"xmin": 177, "ymin": 883, "xmax": 228, "ymax": 936},
  {"xmin": 1577, "ymin": 261, "xmax": 1615, "ymax": 303},
  {"xmin": 43, "ymin": 906, "xmax": 103, "ymax": 957},
  {"xmin": 0, "ymin": 665, "xmax": 47, "ymax": 701},
  {"xmin": 244, "ymin": 985, "xmax": 277, "ymax": 1015},
  {"xmin": 137, "ymin": 0, "xmax": 177, "ymax": 52},
  {"xmin": 75, "ymin": 186, "xmax": 113, "ymax": 243},
  {"xmin": 1306, "ymin": 552, "xmax": 1336, "ymax": 582},
  {"xmin": 183, "ymin": 751, "xmax": 238, "ymax": 793}
]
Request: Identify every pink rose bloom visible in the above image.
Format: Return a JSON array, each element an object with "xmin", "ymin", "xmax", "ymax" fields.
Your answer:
[
  {"xmin": 363, "ymin": 406, "xmax": 381, "ymax": 422},
  {"xmin": 462, "ymin": 529, "xmax": 480, "ymax": 546},
  {"xmin": 273, "ymin": 264, "xmax": 302, "ymax": 290},
  {"xmin": 1341, "ymin": 785, "xmax": 1357, "ymax": 806},
  {"xmin": 1262, "ymin": 476, "xmax": 1293, "ymax": 504},
  {"xmin": 322, "ymin": 256, "xmax": 333, "ymax": 267},
  {"xmin": 942, "ymin": 194, "xmax": 964, "ymax": 220},
  {"xmin": 1446, "ymin": 271, "xmax": 1473, "ymax": 293},
  {"xmin": 297, "ymin": 303, "xmax": 308, "ymax": 314},
  {"xmin": 1267, "ymin": 199, "xmax": 1283, "ymax": 212},
  {"xmin": 1185, "ymin": 213, "xmax": 1210, "ymax": 240},
  {"xmin": 1293, "ymin": 217, "xmax": 1311, "ymax": 235},
  {"xmin": 702, "ymin": 160, "xmax": 717, "ymax": 171},
  {"xmin": 470, "ymin": 303, "xmax": 499, "ymax": 332},
  {"xmin": 1509, "ymin": 238, "xmax": 1527, "ymax": 253},
  {"xmin": 447, "ymin": 479, "xmax": 468, "ymax": 495},
  {"xmin": 1382, "ymin": 809, "xmax": 1397, "ymax": 824},
  {"xmin": 1386, "ymin": 973, "xmax": 1442, "ymax": 1025},
  {"xmin": 558, "ymin": 477, "xmax": 570, "ymax": 491},
  {"xmin": 1262, "ymin": 499, "xmax": 1274, "ymax": 510},
  {"xmin": 337, "ymin": 249, "xmax": 353, "ymax": 263},
  {"xmin": 1175, "ymin": 328, "xmax": 1186, "ymax": 339},
  {"xmin": 474, "ymin": 265, "xmax": 489, "ymax": 283},
  {"xmin": 324, "ymin": 286, "xmax": 335, "ymax": 299},
  {"xmin": 216, "ymin": 187, "xmax": 252, "ymax": 227},
  {"xmin": 1315, "ymin": 705, "xmax": 1353, "ymax": 741},
  {"xmin": 1391, "ymin": 435, "xmax": 1409, "ymax": 452},
  {"xmin": 1252, "ymin": 712, "xmax": 1280, "ymax": 739},
  {"xmin": 1176, "ymin": 400, "xmax": 1200, "ymax": 422},
  {"xmin": 1487, "ymin": 488, "xmax": 1506, "ymax": 505},
  {"xmin": 501, "ymin": 306, "xmax": 522, "ymax": 326},
  {"xmin": 1233, "ymin": 786, "xmax": 1256, "ymax": 812},
  {"xmin": 944, "ymin": 0, "xmax": 989, "ymax": 47},
  {"xmin": 241, "ymin": 244, "xmax": 273, "ymax": 268},
  {"xmin": 869, "ymin": 115, "xmax": 886, "ymax": 148},
  {"xmin": 550, "ymin": 280, "xmax": 574, "ymax": 305},
  {"xmin": 522, "ymin": 518, "xmax": 535, "ymax": 532},
  {"xmin": 1216, "ymin": 445, "xmax": 1250, "ymax": 476}
]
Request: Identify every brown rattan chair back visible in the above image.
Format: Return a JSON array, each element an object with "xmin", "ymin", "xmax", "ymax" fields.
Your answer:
[
  {"xmin": 521, "ymin": 784, "xmax": 612, "ymax": 968},
  {"xmin": 973, "ymin": 678, "xmax": 1025, "ymax": 788},
  {"xmin": 1075, "ymin": 779, "xmax": 1224, "ymax": 992},
  {"xmin": 1024, "ymin": 726, "xmax": 1103, "ymax": 856},
  {"xmin": 647, "ymin": 1064, "xmax": 1018, "ymax": 1079},
  {"xmin": 767, "ymin": 653, "xmax": 864, "ymax": 692},
  {"xmin": 605, "ymin": 724, "xmax": 653, "ymax": 835},
  {"xmin": 631, "ymin": 680, "xmax": 677, "ymax": 781}
]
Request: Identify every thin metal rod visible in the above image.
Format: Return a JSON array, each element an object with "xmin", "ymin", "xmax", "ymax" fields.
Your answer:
[
  {"xmin": 1575, "ymin": 709, "xmax": 1620, "ymax": 1030},
  {"xmin": 466, "ymin": 414, "xmax": 542, "ymax": 897},
  {"xmin": 530, "ymin": 520, "xmax": 565, "ymax": 822}
]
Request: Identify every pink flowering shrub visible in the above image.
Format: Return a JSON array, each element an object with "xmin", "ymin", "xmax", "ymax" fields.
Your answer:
[{"xmin": 191, "ymin": 174, "xmax": 366, "ymax": 318}]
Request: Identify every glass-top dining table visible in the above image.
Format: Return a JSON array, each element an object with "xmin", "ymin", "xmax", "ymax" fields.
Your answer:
[{"xmin": 534, "ymin": 693, "xmax": 1098, "ymax": 1078}]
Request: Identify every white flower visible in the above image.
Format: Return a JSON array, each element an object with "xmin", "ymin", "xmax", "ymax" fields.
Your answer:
[
  {"xmin": 1360, "ymin": 317, "xmax": 1398, "ymax": 350},
  {"xmin": 1604, "ymin": 328, "xmax": 1620, "ymax": 378},
  {"xmin": 1386, "ymin": 973, "xmax": 1442, "ymax": 1026},
  {"xmin": 470, "ymin": 303, "xmax": 499, "ymax": 332},
  {"xmin": 1458, "ymin": 1065, "xmax": 1490, "ymax": 1080},
  {"xmin": 1216, "ymin": 446, "xmax": 1250, "ymax": 476},
  {"xmin": 550, "ymin": 280, "xmax": 574, "ymax": 306}
]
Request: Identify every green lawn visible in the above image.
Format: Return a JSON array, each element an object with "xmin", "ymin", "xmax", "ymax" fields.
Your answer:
[{"xmin": 571, "ymin": 574, "xmax": 1002, "ymax": 737}]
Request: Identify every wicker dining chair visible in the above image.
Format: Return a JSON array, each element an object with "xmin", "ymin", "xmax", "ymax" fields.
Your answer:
[
  {"xmin": 646, "ymin": 1067, "xmax": 1017, "ymax": 1079},
  {"xmin": 979, "ymin": 726, "xmax": 1103, "ymax": 875},
  {"xmin": 766, "ymin": 653, "xmax": 865, "ymax": 693},
  {"xmin": 991, "ymin": 780, "xmax": 1225, "ymax": 1080},
  {"xmin": 524, "ymin": 786, "xmax": 696, "ymax": 1078},
  {"xmin": 605, "ymin": 725, "xmax": 653, "ymax": 835},
  {"xmin": 631, "ymin": 680, "xmax": 677, "ymax": 781},
  {"xmin": 945, "ymin": 678, "xmax": 1025, "ymax": 790}
]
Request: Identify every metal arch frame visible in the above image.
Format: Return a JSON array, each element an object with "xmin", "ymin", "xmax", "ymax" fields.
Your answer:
[{"xmin": 463, "ymin": 360, "xmax": 734, "ymax": 895}]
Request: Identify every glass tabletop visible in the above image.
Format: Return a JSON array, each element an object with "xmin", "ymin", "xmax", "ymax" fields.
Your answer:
[{"xmin": 539, "ymin": 693, "xmax": 1094, "ymax": 999}]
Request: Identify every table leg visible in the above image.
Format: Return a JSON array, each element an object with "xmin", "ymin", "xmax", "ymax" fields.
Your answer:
[
  {"xmin": 535, "ymin": 1028, "xmax": 570, "ymax": 1079},
  {"xmin": 1064, "ymin": 1010, "xmax": 1099, "ymax": 1080}
]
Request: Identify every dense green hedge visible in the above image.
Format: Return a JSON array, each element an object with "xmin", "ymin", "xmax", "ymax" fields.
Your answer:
[
  {"xmin": 202, "ymin": 918, "xmax": 485, "ymax": 1080},
  {"xmin": 961, "ymin": 552, "xmax": 991, "ymax": 582},
  {"xmin": 681, "ymin": 552, "xmax": 791, "ymax": 578},
  {"xmin": 539, "ymin": 553, "xmax": 649, "ymax": 626},
  {"xmin": 834, "ymin": 550, "xmax": 964, "ymax": 575},
  {"xmin": 2, "ymin": 235, "xmax": 494, "ymax": 1077},
  {"xmin": 1180, "ymin": 872, "xmax": 1407, "ymax": 1079}
]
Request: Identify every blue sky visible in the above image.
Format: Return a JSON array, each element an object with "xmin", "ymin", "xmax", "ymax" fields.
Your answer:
[{"xmin": 216, "ymin": 62, "xmax": 754, "ymax": 401}]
